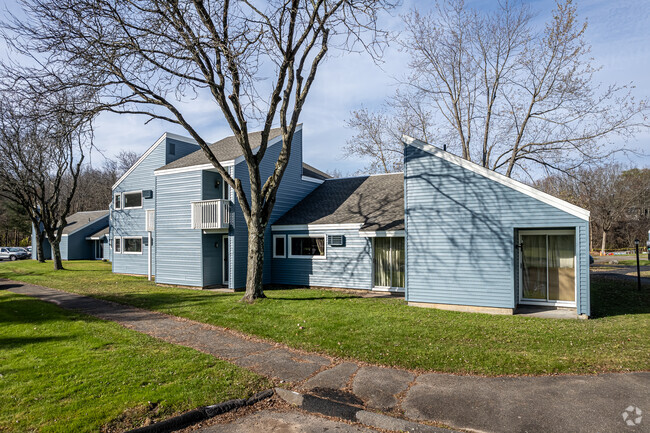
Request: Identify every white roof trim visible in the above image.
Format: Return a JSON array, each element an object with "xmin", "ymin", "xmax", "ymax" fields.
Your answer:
[
  {"xmin": 85, "ymin": 234, "xmax": 108, "ymax": 240},
  {"xmin": 271, "ymin": 223, "xmax": 363, "ymax": 231},
  {"xmin": 112, "ymin": 132, "xmax": 199, "ymax": 189},
  {"xmin": 154, "ymin": 161, "xmax": 235, "ymax": 176},
  {"xmin": 403, "ymin": 136, "xmax": 590, "ymax": 221},
  {"xmin": 359, "ymin": 230, "xmax": 405, "ymax": 237},
  {"xmin": 301, "ymin": 175, "xmax": 324, "ymax": 184}
]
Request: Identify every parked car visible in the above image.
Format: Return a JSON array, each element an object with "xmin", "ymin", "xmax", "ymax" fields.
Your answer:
[{"xmin": 0, "ymin": 247, "xmax": 30, "ymax": 261}]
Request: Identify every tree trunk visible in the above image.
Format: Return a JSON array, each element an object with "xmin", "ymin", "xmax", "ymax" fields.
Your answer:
[
  {"xmin": 600, "ymin": 229, "xmax": 607, "ymax": 256},
  {"xmin": 242, "ymin": 220, "xmax": 266, "ymax": 303},
  {"xmin": 36, "ymin": 230, "xmax": 45, "ymax": 262},
  {"xmin": 51, "ymin": 240, "xmax": 63, "ymax": 270}
]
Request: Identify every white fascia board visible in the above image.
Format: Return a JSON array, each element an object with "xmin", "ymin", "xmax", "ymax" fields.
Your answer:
[
  {"xmin": 402, "ymin": 136, "xmax": 590, "ymax": 221},
  {"xmin": 302, "ymin": 175, "xmax": 324, "ymax": 184},
  {"xmin": 271, "ymin": 223, "xmax": 363, "ymax": 232},
  {"xmin": 359, "ymin": 230, "xmax": 405, "ymax": 237},
  {"xmin": 112, "ymin": 132, "xmax": 198, "ymax": 190},
  {"xmin": 154, "ymin": 161, "xmax": 235, "ymax": 176}
]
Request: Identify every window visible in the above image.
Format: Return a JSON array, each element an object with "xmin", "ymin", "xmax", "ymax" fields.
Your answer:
[
  {"xmin": 114, "ymin": 237, "xmax": 121, "ymax": 253},
  {"xmin": 273, "ymin": 235, "xmax": 286, "ymax": 258},
  {"xmin": 114, "ymin": 193, "xmax": 121, "ymax": 210},
  {"xmin": 289, "ymin": 235, "xmax": 326, "ymax": 259},
  {"xmin": 123, "ymin": 191, "xmax": 142, "ymax": 209},
  {"xmin": 169, "ymin": 142, "xmax": 176, "ymax": 155},
  {"xmin": 122, "ymin": 237, "xmax": 143, "ymax": 254}
]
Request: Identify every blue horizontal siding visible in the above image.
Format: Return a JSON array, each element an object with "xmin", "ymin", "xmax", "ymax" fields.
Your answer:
[
  {"xmin": 232, "ymin": 129, "xmax": 319, "ymax": 289},
  {"xmin": 154, "ymin": 170, "xmax": 204, "ymax": 286},
  {"xmin": 271, "ymin": 229, "xmax": 372, "ymax": 289},
  {"xmin": 404, "ymin": 145, "xmax": 590, "ymax": 315}
]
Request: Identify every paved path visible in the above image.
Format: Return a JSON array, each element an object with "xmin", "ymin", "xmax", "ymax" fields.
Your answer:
[{"xmin": 4, "ymin": 279, "xmax": 649, "ymax": 433}]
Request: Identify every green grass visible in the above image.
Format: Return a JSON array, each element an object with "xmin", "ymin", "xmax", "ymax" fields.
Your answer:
[
  {"xmin": 1, "ymin": 260, "xmax": 649, "ymax": 376},
  {"xmin": 619, "ymin": 259, "xmax": 650, "ymax": 266},
  {"xmin": 0, "ymin": 290, "xmax": 269, "ymax": 433}
]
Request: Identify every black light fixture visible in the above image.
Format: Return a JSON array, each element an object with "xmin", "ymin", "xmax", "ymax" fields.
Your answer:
[
  {"xmin": 634, "ymin": 239, "xmax": 641, "ymax": 291},
  {"xmin": 215, "ymin": 180, "xmax": 221, "ymax": 188}
]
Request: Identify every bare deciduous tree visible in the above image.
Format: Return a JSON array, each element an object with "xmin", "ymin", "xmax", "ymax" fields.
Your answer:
[
  {"xmin": 4, "ymin": 0, "xmax": 395, "ymax": 301},
  {"xmin": 347, "ymin": 0, "xmax": 648, "ymax": 178},
  {"xmin": 0, "ymin": 88, "xmax": 94, "ymax": 269},
  {"xmin": 536, "ymin": 164, "xmax": 650, "ymax": 254}
]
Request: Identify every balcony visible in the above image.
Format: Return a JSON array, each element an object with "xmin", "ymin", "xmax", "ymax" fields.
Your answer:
[{"xmin": 191, "ymin": 199, "xmax": 230, "ymax": 230}]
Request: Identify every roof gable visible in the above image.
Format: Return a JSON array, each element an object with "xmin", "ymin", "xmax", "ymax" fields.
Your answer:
[
  {"xmin": 112, "ymin": 132, "xmax": 198, "ymax": 190},
  {"xmin": 402, "ymin": 136, "xmax": 590, "ymax": 221}
]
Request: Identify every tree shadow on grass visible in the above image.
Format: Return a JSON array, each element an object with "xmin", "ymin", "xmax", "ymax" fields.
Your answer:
[
  {"xmin": 0, "ymin": 336, "xmax": 70, "ymax": 349},
  {"xmin": 590, "ymin": 274, "xmax": 650, "ymax": 318}
]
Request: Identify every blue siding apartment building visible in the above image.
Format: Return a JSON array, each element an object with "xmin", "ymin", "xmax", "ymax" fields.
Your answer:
[{"xmin": 109, "ymin": 126, "xmax": 591, "ymax": 317}]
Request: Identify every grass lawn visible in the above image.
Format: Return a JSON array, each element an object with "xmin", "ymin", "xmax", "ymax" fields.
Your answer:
[
  {"xmin": 1, "ymin": 260, "xmax": 649, "ymax": 376},
  {"xmin": 619, "ymin": 259, "xmax": 650, "ymax": 266},
  {"xmin": 0, "ymin": 290, "xmax": 269, "ymax": 433}
]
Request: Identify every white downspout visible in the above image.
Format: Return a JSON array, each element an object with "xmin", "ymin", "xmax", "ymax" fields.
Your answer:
[{"xmin": 147, "ymin": 231, "xmax": 152, "ymax": 281}]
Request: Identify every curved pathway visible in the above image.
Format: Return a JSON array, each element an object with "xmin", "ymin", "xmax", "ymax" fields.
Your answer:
[{"xmin": 3, "ymin": 279, "xmax": 648, "ymax": 433}]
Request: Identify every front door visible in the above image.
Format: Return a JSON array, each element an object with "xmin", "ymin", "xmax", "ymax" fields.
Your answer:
[
  {"xmin": 520, "ymin": 230, "xmax": 576, "ymax": 305},
  {"xmin": 373, "ymin": 237, "xmax": 405, "ymax": 290},
  {"xmin": 222, "ymin": 235, "xmax": 229, "ymax": 285}
]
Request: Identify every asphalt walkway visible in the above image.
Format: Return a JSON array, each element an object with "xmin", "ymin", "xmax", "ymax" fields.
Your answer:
[{"xmin": 3, "ymin": 279, "xmax": 648, "ymax": 433}]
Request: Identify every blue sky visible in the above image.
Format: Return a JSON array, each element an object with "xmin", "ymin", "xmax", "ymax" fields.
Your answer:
[{"xmin": 2, "ymin": 0, "xmax": 649, "ymax": 175}]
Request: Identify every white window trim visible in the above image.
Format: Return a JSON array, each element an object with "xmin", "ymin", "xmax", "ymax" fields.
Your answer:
[
  {"xmin": 114, "ymin": 193, "xmax": 122, "ymax": 210},
  {"xmin": 123, "ymin": 190, "xmax": 143, "ymax": 209},
  {"xmin": 518, "ymin": 229, "xmax": 577, "ymax": 308},
  {"xmin": 121, "ymin": 236, "xmax": 144, "ymax": 255},
  {"xmin": 288, "ymin": 234, "xmax": 327, "ymax": 260},
  {"xmin": 273, "ymin": 234, "xmax": 286, "ymax": 258},
  {"xmin": 114, "ymin": 236, "xmax": 122, "ymax": 254}
]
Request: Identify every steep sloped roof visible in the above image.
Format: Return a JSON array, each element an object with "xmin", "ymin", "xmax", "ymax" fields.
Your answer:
[
  {"xmin": 156, "ymin": 127, "xmax": 283, "ymax": 171},
  {"xmin": 274, "ymin": 173, "xmax": 404, "ymax": 231},
  {"xmin": 62, "ymin": 210, "xmax": 109, "ymax": 235},
  {"xmin": 86, "ymin": 226, "xmax": 109, "ymax": 239},
  {"xmin": 302, "ymin": 162, "xmax": 332, "ymax": 180}
]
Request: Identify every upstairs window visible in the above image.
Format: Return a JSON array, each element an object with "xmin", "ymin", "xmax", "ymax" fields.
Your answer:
[
  {"xmin": 289, "ymin": 235, "xmax": 326, "ymax": 258},
  {"xmin": 114, "ymin": 193, "xmax": 121, "ymax": 210},
  {"xmin": 124, "ymin": 191, "xmax": 142, "ymax": 209}
]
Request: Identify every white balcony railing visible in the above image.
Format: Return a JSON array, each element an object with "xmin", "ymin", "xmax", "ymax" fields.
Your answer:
[
  {"xmin": 191, "ymin": 199, "xmax": 230, "ymax": 230},
  {"xmin": 146, "ymin": 209, "xmax": 155, "ymax": 232}
]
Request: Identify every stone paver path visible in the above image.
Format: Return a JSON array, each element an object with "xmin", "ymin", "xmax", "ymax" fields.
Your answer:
[{"xmin": 4, "ymin": 279, "xmax": 649, "ymax": 433}]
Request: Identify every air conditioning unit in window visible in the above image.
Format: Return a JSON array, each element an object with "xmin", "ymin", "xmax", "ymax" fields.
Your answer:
[{"xmin": 328, "ymin": 235, "xmax": 344, "ymax": 247}]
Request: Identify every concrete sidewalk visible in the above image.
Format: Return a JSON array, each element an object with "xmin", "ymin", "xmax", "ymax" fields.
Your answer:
[{"xmin": 3, "ymin": 279, "xmax": 648, "ymax": 433}]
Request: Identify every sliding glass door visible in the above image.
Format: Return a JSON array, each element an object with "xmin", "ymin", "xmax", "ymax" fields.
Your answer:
[
  {"xmin": 373, "ymin": 237, "xmax": 405, "ymax": 289},
  {"xmin": 520, "ymin": 230, "xmax": 576, "ymax": 304}
]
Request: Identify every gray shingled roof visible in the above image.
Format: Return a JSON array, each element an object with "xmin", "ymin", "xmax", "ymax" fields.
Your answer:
[
  {"xmin": 62, "ymin": 210, "xmax": 109, "ymax": 235},
  {"xmin": 273, "ymin": 173, "xmax": 404, "ymax": 231},
  {"xmin": 302, "ymin": 162, "xmax": 331, "ymax": 180},
  {"xmin": 86, "ymin": 226, "xmax": 109, "ymax": 239},
  {"xmin": 156, "ymin": 127, "xmax": 283, "ymax": 171}
]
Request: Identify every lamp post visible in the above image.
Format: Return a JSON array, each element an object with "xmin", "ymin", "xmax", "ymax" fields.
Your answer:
[{"xmin": 634, "ymin": 239, "xmax": 641, "ymax": 291}]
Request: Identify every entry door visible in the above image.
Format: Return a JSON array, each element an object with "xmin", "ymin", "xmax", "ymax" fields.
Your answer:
[
  {"xmin": 373, "ymin": 237, "xmax": 405, "ymax": 289},
  {"xmin": 520, "ymin": 230, "xmax": 576, "ymax": 305},
  {"xmin": 222, "ymin": 235, "xmax": 229, "ymax": 285}
]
